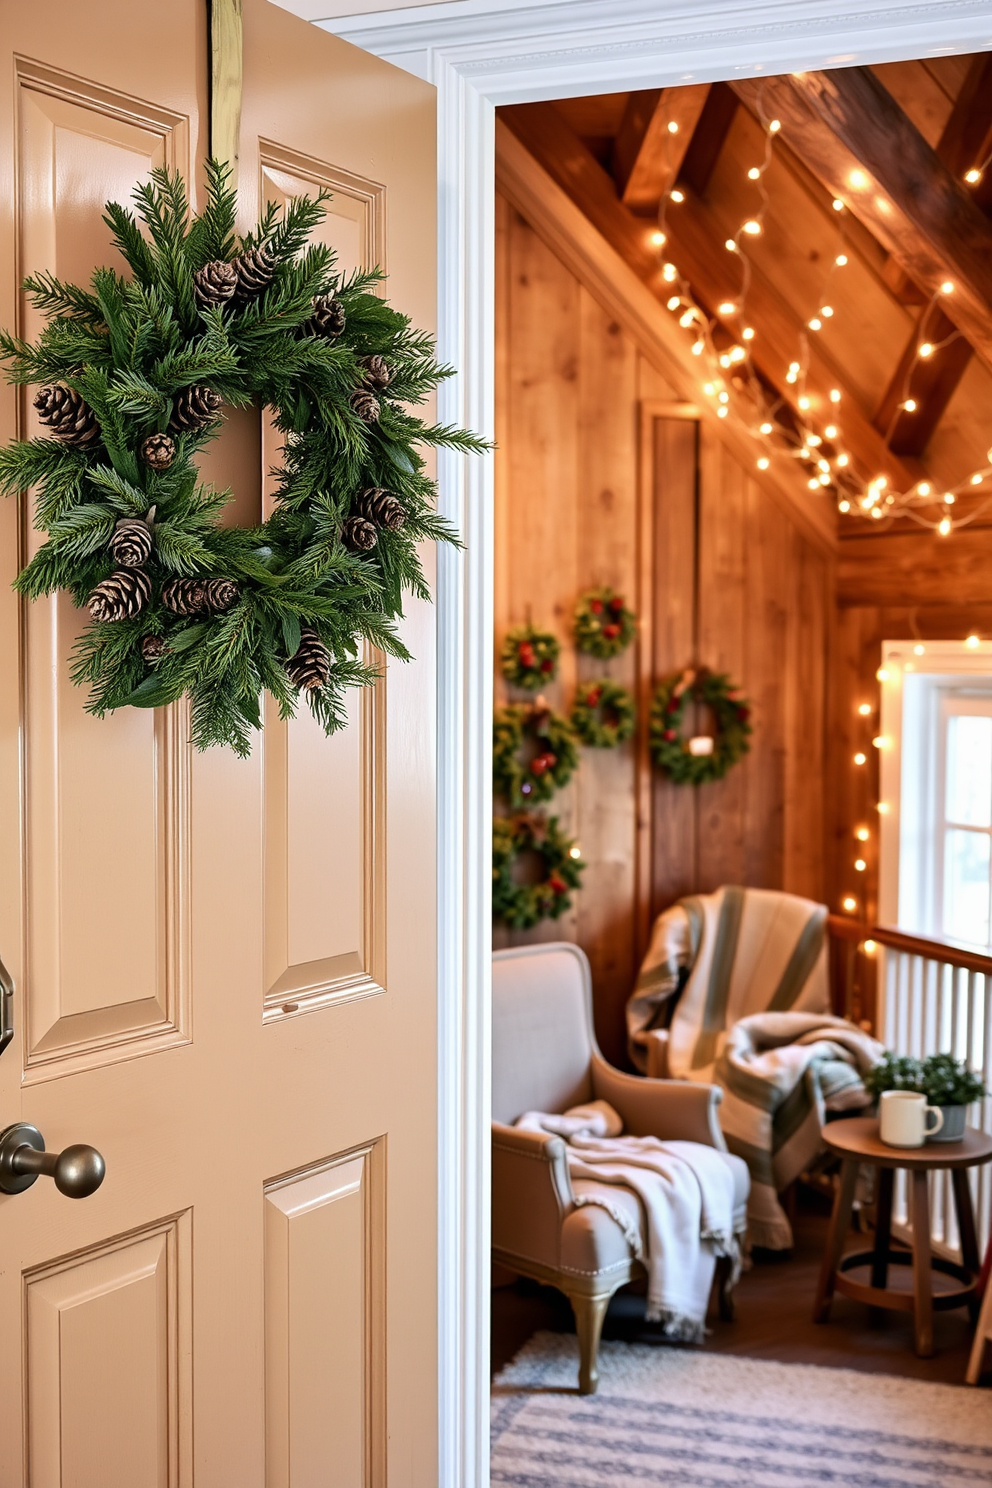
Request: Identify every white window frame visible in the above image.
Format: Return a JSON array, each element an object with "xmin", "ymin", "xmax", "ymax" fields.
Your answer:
[{"xmin": 283, "ymin": 8, "xmax": 992, "ymax": 1484}]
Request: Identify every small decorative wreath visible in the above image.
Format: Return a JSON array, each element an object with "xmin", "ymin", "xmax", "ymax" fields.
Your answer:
[
  {"xmin": 493, "ymin": 702, "xmax": 578, "ymax": 807},
  {"xmin": 573, "ymin": 586, "xmax": 636, "ymax": 658},
  {"xmin": 649, "ymin": 666, "xmax": 752, "ymax": 784},
  {"xmin": 492, "ymin": 812, "xmax": 584, "ymax": 929},
  {"xmin": 570, "ymin": 679, "xmax": 635, "ymax": 748},
  {"xmin": 500, "ymin": 623, "xmax": 560, "ymax": 690},
  {"xmin": 0, "ymin": 161, "xmax": 484, "ymax": 756}
]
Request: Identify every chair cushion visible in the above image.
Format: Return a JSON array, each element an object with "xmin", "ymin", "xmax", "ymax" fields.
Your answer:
[{"xmin": 560, "ymin": 1150, "xmax": 750, "ymax": 1282}]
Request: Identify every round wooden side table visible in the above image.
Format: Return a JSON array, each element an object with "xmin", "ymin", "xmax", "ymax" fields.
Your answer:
[{"xmin": 813, "ymin": 1116, "xmax": 992, "ymax": 1358}]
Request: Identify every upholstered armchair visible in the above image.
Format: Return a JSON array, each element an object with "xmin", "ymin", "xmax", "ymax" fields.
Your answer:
[{"xmin": 492, "ymin": 941, "xmax": 749, "ymax": 1394}]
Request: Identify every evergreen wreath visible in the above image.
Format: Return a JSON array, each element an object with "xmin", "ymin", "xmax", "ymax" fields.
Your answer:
[
  {"xmin": 573, "ymin": 586, "xmax": 635, "ymax": 658},
  {"xmin": 492, "ymin": 812, "xmax": 584, "ymax": 929},
  {"xmin": 0, "ymin": 161, "xmax": 485, "ymax": 756},
  {"xmin": 500, "ymin": 623, "xmax": 559, "ymax": 690},
  {"xmin": 570, "ymin": 679, "xmax": 635, "ymax": 748},
  {"xmin": 493, "ymin": 701, "xmax": 578, "ymax": 807},
  {"xmin": 649, "ymin": 666, "xmax": 752, "ymax": 784}
]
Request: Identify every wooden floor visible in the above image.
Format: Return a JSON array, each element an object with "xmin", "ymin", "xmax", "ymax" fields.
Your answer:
[{"xmin": 492, "ymin": 1191, "xmax": 990, "ymax": 1387}]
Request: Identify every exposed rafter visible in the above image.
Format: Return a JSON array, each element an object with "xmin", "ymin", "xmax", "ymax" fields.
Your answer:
[
  {"xmin": 678, "ymin": 83, "xmax": 739, "ymax": 197},
  {"xmin": 495, "ymin": 118, "xmax": 837, "ymax": 552},
  {"xmin": 501, "ymin": 101, "xmax": 919, "ymax": 495},
  {"xmin": 730, "ymin": 70, "xmax": 992, "ymax": 374},
  {"xmin": 873, "ymin": 53, "xmax": 992, "ymax": 454},
  {"xmin": 611, "ymin": 85, "xmax": 710, "ymax": 214}
]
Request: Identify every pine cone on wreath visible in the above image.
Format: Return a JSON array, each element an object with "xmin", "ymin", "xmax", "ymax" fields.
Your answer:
[
  {"xmin": 33, "ymin": 385, "xmax": 100, "ymax": 448},
  {"xmin": 162, "ymin": 577, "xmax": 239, "ymax": 616},
  {"xmin": 304, "ymin": 294, "xmax": 346, "ymax": 338},
  {"xmin": 140, "ymin": 432, "xmax": 175, "ymax": 470},
  {"xmin": 231, "ymin": 244, "xmax": 276, "ymax": 305},
  {"xmin": 350, "ymin": 389, "xmax": 380, "ymax": 423},
  {"xmin": 141, "ymin": 634, "xmax": 167, "ymax": 663},
  {"xmin": 285, "ymin": 626, "xmax": 331, "ymax": 692},
  {"xmin": 359, "ymin": 354, "xmax": 392, "ymax": 390},
  {"xmin": 87, "ymin": 568, "xmax": 151, "ymax": 622},
  {"xmin": 193, "ymin": 259, "xmax": 238, "ymax": 310},
  {"xmin": 109, "ymin": 516, "xmax": 153, "ymax": 568},
  {"xmin": 169, "ymin": 385, "xmax": 222, "ymax": 433},
  {"xmin": 342, "ymin": 515, "xmax": 378, "ymax": 552},
  {"xmin": 354, "ymin": 487, "xmax": 406, "ymax": 532}
]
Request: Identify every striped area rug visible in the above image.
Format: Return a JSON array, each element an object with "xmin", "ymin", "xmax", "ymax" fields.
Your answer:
[{"xmin": 491, "ymin": 1334, "xmax": 992, "ymax": 1487}]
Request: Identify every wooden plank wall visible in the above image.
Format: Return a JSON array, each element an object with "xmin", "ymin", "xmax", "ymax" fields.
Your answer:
[{"xmin": 495, "ymin": 192, "xmax": 832, "ymax": 1066}]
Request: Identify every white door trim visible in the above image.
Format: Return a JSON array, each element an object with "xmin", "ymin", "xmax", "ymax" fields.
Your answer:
[{"xmin": 295, "ymin": 4, "xmax": 992, "ymax": 1484}]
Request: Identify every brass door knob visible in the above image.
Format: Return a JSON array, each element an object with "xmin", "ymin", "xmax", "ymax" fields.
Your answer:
[{"xmin": 0, "ymin": 1122, "xmax": 105, "ymax": 1198}]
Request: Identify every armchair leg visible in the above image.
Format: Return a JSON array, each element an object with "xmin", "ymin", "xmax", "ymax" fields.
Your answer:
[
  {"xmin": 566, "ymin": 1291, "xmax": 611, "ymax": 1395},
  {"xmin": 715, "ymin": 1254, "xmax": 736, "ymax": 1322}
]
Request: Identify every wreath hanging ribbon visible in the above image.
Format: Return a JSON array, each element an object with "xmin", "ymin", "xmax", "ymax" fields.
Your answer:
[
  {"xmin": 500, "ymin": 623, "xmax": 560, "ymax": 690},
  {"xmin": 573, "ymin": 586, "xmax": 636, "ymax": 658},
  {"xmin": 493, "ymin": 701, "xmax": 578, "ymax": 807},
  {"xmin": 649, "ymin": 666, "xmax": 752, "ymax": 784},
  {"xmin": 0, "ymin": 161, "xmax": 484, "ymax": 756},
  {"xmin": 492, "ymin": 812, "xmax": 584, "ymax": 929},
  {"xmin": 570, "ymin": 679, "xmax": 635, "ymax": 748}
]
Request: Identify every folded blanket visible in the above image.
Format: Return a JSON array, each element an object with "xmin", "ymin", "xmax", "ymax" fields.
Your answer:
[
  {"xmin": 517, "ymin": 1100, "xmax": 740, "ymax": 1340},
  {"xmin": 717, "ymin": 1012, "xmax": 883, "ymax": 1249}
]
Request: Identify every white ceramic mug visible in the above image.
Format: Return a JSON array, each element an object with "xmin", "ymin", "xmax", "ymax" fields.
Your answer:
[{"xmin": 879, "ymin": 1089, "xmax": 945, "ymax": 1148}]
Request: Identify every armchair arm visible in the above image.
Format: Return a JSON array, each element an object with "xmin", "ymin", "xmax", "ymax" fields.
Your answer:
[
  {"xmin": 492, "ymin": 1122, "xmax": 575, "ymax": 1270},
  {"xmin": 590, "ymin": 1052, "xmax": 726, "ymax": 1149}
]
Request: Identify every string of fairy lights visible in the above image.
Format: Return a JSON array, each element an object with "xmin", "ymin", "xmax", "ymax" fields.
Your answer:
[{"xmin": 649, "ymin": 101, "xmax": 992, "ymax": 536}]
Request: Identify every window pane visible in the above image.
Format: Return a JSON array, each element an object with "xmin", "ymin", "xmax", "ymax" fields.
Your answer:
[
  {"xmin": 946, "ymin": 714, "xmax": 992, "ymax": 827},
  {"xmin": 943, "ymin": 828, "xmax": 991, "ymax": 946}
]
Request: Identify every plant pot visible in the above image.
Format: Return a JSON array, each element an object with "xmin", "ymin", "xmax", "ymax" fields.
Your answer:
[{"xmin": 927, "ymin": 1103, "xmax": 968, "ymax": 1143}]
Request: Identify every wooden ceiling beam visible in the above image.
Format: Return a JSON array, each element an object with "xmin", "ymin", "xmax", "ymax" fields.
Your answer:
[
  {"xmin": 730, "ymin": 70, "xmax": 992, "ymax": 375},
  {"xmin": 499, "ymin": 101, "xmax": 918, "ymax": 496},
  {"xmin": 873, "ymin": 58, "xmax": 992, "ymax": 454},
  {"xmin": 495, "ymin": 117, "xmax": 836, "ymax": 552},
  {"xmin": 611, "ymin": 84, "xmax": 710, "ymax": 214},
  {"xmin": 677, "ymin": 82, "xmax": 738, "ymax": 197}
]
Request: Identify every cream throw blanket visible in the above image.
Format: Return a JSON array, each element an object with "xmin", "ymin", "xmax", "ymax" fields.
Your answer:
[
  {"xmin": 516, "ymin": 1100, "xmax": 740, "ymax": 1341},
  {"xmin": 627, "ymin": 886, "xmax": 883, "ymax": 1249}
]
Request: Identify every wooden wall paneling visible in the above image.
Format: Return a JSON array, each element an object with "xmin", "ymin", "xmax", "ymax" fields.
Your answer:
[
  {"xmin": 837, "ymin": 525, "xmax": 992, "ymax": 608},
  {"xmin": 695, "ymin": 429, "xmax": 748, "ymax": 891},
  {"xmin": 494, "ymin": 192, "xmax": 512, "ymax": 646},
  {"xmin": 785, "ymin": 536, "xmax": 830, "ymax": 901},
  {"xmin": 573, "ymin": 287, "xmax": 640, "ymax": 1063},
  {"xmin": 644, "ymin": 408, "xmax": 699, "ymax": 924},
  {"xmin": 742, "ymin": 478, "xmax": 789, "ymax": 889}
]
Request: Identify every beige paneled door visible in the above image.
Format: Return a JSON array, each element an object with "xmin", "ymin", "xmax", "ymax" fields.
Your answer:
[{"xmin": 0, "ymin": 2, "xmax": 438, "ymax": 1483}]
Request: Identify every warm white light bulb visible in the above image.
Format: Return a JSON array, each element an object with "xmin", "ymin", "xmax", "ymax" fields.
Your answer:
[
  {"xmin": 742, "ymin": 219, "xmax": 762, "ymax": 235},
  {"xmin": 757, "ymin": 456, "xmax": 770, "ymax": 470},
  {"xmin": 717, "ymin": 404, "xmax": 728, "ymax": 417},
  {"xmin": 973, "ymin": 474, "xmax": 984, "ymax": 485},
  {"xmin": 719, "ymin": 354, "xmax": 731, "ymax": 368},
  {"xmin": 842, "ymin": 896, "xmax": 857, "ymax": 912},
  {"xmin": 966, "ymin": 634, "xmax": 981, "ymax": 649},
  {"xmin": 718, "ymin": 391, "xmax": 729, "ymax": 403},
  {"xmin": 838, "ymin": 499, "xmax": 851, "ymax": 512},
  {"xmin": 919, "ymin": 342, "xmax": 934, "ymax": 358},
  {"xmin": 798, "ymin": 396, "xmax": 811, "ymax": 410},
  {"xmin": 769, "ymin": 119, "xmax": 781, "ymax": 133},
  {"xmin": 670, "ymin": 189, "xmax": 685, "ymax": 203},
  {"xmin": 939, "ymin": 516, "xmax": 951, "ymax": 535},
  {"xmin": 679, "ymin": 310, "xmax": 695, "ymax": 327},
  {"xmin": 913, "ymin": 644, "xmax": 925, "ymax": 655},
  {"xmin": 876, "ymin": 668, "xmax": 890, "ymax": 682},
  {"xmin": 667, "ymin": 296, "xmax": 681, "ymax": 311},
  {"xmin": 835, "ymin": 253, "xmax": 848, "ymax": 266},
  {"xmin": 854, "ymin": 752, "xmax": 866, "ymax": 765},
  {"xmin": 940, "ymin": 280, "xmax": 954, "ymax": 294},
  {"xmin": 651, "ymin": 230, "xmax": 667, "ymax": 246},
  {"xmin": 667, "ymin": 121, "xmax": 679, "ymax": 134},
  {"xmin": 830, "ymin": 389, "xmax": 841, "ymax": 403},
  {"xmin": 965, "ymin": 168, "xmax": 983, "ymax": 184},
  {"xmin": 858, "ymin": 703, "xmax": 871, "ymax": 716},
  {"xmin": 872, "ymin": 736, "xmax": 888, "ymax": 749},
  {"xmin": 692, "ymin": 340, "xmax": 704, "ymax": 356},
  {"xmin": 748, "ymin": 167, "xmax": 761, "ymax": 180},
  {"xmin": 703, "ymin": 382, "xmax": 715, "ymax": 395},
  {"xmin": 808, "ymin": 477, "xmax": 820, "ymax": 490},
  {"xmin": 837, "ymin": 454, "xmax": 849, "ymax": 467},
  {"xmin": 818, "ymin": 458, "xmax": 830, "ymax": 473},
  {"xmin": 848, "ymin": 168, "xmax": 869, "ymax": 189},
  {"xmin": 718, "ymin": 301, "xmax": 736, "ymax": 315},
  {"xmin": 902, "ymin": 398, "xmax": 917, "ymax": 412},
  {"xmin": 807, "ymin": 434, "xmax": 822, "ymax": 446},
  {"xmin": 855, "ymin": 859, "xmax": 867, "ymax": 872},
  {"xmin": 825, "ymin": 425, "xmax": 837, "ymax": 438},
  {"xmin": 725, "ymin": 239, "xmax": 737, "ymax": 252},
  {"xmin": 742, "ymin": 327, "xmax": 755, "ymax": 340},
  {"xmin": 760, "ymin": 422, "xmax": 774, "ymax": 435},
  {"xmin": 663, "ymin": 262, "xmax": 678, "ymax": 282},
  {"xmin": 809, "ymin": 317, "xmax": 822, "ymax": 331},
  {"xmin": 917, "ymin": 481, "xmax": 931, "ymax": 496},
  {"xmin": 832, "ymin": 198, "xmax": 844, "ymax": 212}
]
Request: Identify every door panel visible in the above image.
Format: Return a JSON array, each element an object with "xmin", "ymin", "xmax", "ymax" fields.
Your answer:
[
  {"xmin": 0, "ymin": 4, "xmax": 437, "ymax": 1484},
  {"xmin": 264, "ymin": 1145, "xmax": 384, "ymax": 1488}
]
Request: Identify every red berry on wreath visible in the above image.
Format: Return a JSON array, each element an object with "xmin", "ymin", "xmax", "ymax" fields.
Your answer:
[
  {"xmin": 602, "ymin": 622, "xmax": 621, "ymax": 640},
  {"xmin": 540, "ymin": 658, "xmax": 554, "ymax": 673},
  {"xmin": 589, "ymin": 598, "xmax": 603, "ymax": 615},
  {"xmin": 666, "ymin": 698, "xmax": 680, "ymax": 714},
  {"xmin": 609, "ymin": 596, "xmax": 624, "ymax": 612},
  {"xmin": 519, "ymin": 641, "xmax": 535, "ymax": 667},
  {"xmin": 586, "ymin": 686, "xmax": 602, "ymax": 706},
  {"xmin": 738, "ymin": 706, "xmax": 751, "ymax": 722},
  {"xmin": 664, "ymin": 728, "xmax": 677, "ymax": 742},
  {"xmin": 548, "ymin": 874, "xmax": 567, "ymax": 894}
]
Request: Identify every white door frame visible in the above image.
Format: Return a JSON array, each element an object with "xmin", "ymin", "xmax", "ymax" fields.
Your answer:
[{"xmin": 298, "ymin": 3, "xmax": 992, "ymax": 1483}]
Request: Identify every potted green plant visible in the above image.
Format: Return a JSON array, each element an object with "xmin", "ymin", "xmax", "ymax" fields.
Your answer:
[
  {"xmin": 919, "ymin": 1053, "xmax": 987, "ymax": 1142},
  {"xmin": 864, "ymin": 1051, "xmax": 986, "ymax": 1142}
]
